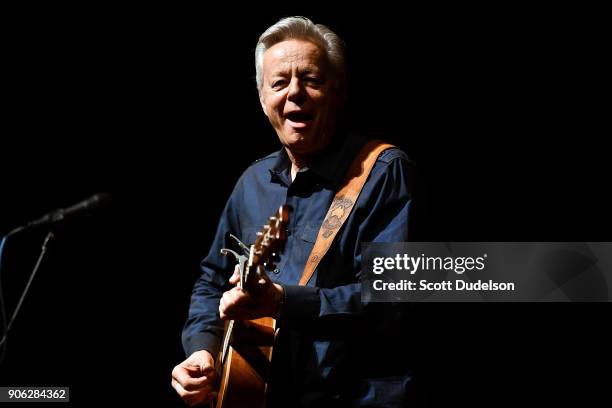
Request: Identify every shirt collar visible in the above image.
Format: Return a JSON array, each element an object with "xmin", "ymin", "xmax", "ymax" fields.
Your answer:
[{"xmin": 268, "ymin": 130, "xmax": 366, "ymax": 188}]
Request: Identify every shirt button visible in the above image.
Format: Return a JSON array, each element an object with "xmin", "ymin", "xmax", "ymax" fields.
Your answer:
[{"xmin": 273, "ymin": 268, "xmax": 280, "ymax": 275}]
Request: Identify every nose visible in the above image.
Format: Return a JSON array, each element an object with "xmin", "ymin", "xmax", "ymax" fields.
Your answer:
[{"xmin": 287, "ymin": 77, "xmax": 306, "ymax": 105}]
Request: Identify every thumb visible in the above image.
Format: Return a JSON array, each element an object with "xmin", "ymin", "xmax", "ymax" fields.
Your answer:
[{"xmin": 229, "ymin": 264, "xmax": 240, "ymax": 285}]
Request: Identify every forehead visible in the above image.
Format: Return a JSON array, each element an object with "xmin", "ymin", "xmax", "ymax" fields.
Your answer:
[{"xmin": 263, "ymin": 39, "xmax": 328, "ymax": 73}]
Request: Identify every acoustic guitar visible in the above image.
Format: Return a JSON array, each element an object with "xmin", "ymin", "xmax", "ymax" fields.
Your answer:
[{"xmin": 211, "ymin": 205, "xmax": 289, "ymax": 408}]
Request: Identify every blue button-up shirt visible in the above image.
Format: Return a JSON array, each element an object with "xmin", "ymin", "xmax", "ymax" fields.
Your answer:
[{"xmin": 183, "ymin": 132, "xmax": 415, "ymax": 407}]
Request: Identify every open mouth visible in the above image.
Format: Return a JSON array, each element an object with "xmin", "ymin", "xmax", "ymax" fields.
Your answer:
[{"xmin": 285, "ymin": 111, "xmax": 314, "ymax": 123}]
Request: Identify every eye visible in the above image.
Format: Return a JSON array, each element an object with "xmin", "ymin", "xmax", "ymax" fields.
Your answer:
[
  {"xmin": 271, "ymin": 79, "xmax": 287, "ymax": 89},
  {"xmin": 304, "ymin": 76, "xmax": 324, "ymax": 87}
]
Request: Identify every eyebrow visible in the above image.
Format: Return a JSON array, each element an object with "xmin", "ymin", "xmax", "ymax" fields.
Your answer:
[
  {"xmin": 269, "ymin": 67, "xmax": 323, "ymax": 78},
  {"xmin": 299, "ymin": 68, "xmax": 322, "ymax": 76}
]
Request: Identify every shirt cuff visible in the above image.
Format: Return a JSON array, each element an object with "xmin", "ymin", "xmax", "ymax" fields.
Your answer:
[
  {"xmin": 278, "ymin": 284, "xmax": 321, "ymax": 328},
  {"xmin": 182, "ymin": 331, "xmax": 222, "ymax": 359}
]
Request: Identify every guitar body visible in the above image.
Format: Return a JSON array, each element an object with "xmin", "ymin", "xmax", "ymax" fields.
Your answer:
[{"xmin": 214, "ymin": 317, "xmax": 276, "ymax": 408}]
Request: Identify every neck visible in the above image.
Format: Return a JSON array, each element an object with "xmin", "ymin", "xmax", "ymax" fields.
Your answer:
[{"xmin": 285, "ymin": 148, "xmax": 311, "ymax": 182}]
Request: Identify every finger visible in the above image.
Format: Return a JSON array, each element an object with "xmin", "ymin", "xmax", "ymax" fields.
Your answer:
[
  {"xmin": 229, "ymin": 265, "xmax": 240, "ymax": 285},
  {"xmin": 219, "ymin": 295, "xmax": 230, "ymax": 320},
  {"xmin": 226, "ymin": 287, "xmax": 251, "ymax": 306},
  {"xmin": 173, "ymin": 380, "xmax": 213, "ymax": 406},
  {"xmin": 171, "ymin": 378, "xmax": 201, "ymax": 399},
  {"xmin": 229, "ymin": 290, "xmax": 254, "ymax": 312},
  {"xmin": 220, "ymin": 301, "xmax": 237, "ymax": 320},
  {"xmin": 183, "ymin": 374, "xmax": 214, "ymax": 391},
  {"xmin": 183, "ymin": 364, "xmax": 203, "ymax": 375},
  {"xmin": 229, "ymin": 286, "xmax": 247, "ymax": 302},
  {"xmin": 219, "ymin": 292, "xmax": 235, "ymax": 319},
  {"xmin": 200, "ymin": 360, "xmax": 215, "ymax": 377},
  {"xmin": 258, "ymin": 269, "xmax": 272, "ymax": 284},
  {"xmin": 220, "ymin": 286, "xmax": 254, "ymax": 319},
  {"xmin": 172, "ymin": 365, "xmax": 209, "ymax": 390}
]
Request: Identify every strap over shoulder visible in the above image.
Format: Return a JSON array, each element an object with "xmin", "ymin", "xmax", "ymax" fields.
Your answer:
[{"xmin": 299, "ymin": 140, "xmax": 395, "ymax": 286}]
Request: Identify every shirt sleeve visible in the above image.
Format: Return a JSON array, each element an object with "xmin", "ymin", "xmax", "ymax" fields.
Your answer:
[
  {"xmin": 278, "ymin": 153, "xmax": 413, "ymax": 331},
  {"xmin": 181, "ymin": 182, "xmax": 242, "ymax": 358}
]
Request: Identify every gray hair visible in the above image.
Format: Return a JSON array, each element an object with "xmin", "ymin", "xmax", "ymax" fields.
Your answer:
[{"xmin": 255, "ymin": 16, "xmax": 346, "ymax": 92}]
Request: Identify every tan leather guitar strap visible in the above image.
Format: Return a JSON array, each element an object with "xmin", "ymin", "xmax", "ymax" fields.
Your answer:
[{"xmin": 298, "ymin": 140, "xmax": 395, "ymax": 286}]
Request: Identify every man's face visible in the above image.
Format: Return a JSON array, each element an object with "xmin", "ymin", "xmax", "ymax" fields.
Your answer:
[{"xmin": 259, "ymin": 39, "xmax": 341, "ymax": 156}]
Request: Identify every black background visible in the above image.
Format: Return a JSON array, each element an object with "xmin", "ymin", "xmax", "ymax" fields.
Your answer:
[{"xmin": 1, "ymin": 4, "xmax": 610, "ymax": 407}]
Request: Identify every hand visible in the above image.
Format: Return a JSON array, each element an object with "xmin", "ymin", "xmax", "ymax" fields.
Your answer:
[
  {"xmin": 219, "ymin": 264, "xmax": 284, "ymax": 320},
  {"xmin": 171, "ymin": 350, "xmax": 217, "ymax": 406}
]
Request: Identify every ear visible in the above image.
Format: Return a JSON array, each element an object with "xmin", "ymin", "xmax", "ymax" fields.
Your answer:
[{"xmin": 259, "ymin": 91, "xmax": 268, "ymax": 117}]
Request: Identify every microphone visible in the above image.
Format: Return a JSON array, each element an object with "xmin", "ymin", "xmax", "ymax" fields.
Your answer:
[{"xmin": 10, "ymin": 193, "xmax": 111, "ymax": 235}]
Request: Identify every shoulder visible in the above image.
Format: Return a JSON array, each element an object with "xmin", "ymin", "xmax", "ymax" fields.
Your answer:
[
  {"xmin": 252, "ymin": 150, "xmax": 279, "ymax": 166},
  {"xmin": 348, "ymin": 133, "xmax": 412, "ymax": 165},
  {"xmin": 230, "ymin": 150, "xmax": 280, "ymax": 192},
  {"xmin": 234, "ymin": 150, "xmax": 279, "ymax": 180},
  {"xmin": 244, "ymin": 150, "xmax": 279, "ymax": 172},
  {"xmin": 366, "ymin": 142, "xmax": 415, "ymax": 190},
  {"xmin": 377, "ymin": 146, "xmax": 412, "ymax": 164}
]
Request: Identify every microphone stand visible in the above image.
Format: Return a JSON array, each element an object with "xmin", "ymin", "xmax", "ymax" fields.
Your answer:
[
  {"xmin": 0, "ymin": 192, "xmax": 108, "ymax": 364},
  {"xmin": 0, "ymin": 230, "xmax": 55, "ymax": 364}
]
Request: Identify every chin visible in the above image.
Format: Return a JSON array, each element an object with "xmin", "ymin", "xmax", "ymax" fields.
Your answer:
[
  {"xmin": 283, "ymin": 132, "xmax": 309, "ymax": 146},
  {"xmin": 287, "ymin": 131, "xmax": 318, "ymax": 148}
]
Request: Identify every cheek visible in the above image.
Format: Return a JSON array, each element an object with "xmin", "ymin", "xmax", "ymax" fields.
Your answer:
[
  {"xmin": 268, "ymin": 101, "xmax": 285, "ymax": 121},
  {"xmin": 268, "ymin": 92, "xmax": 285, "ymax": 110},
  {"xmin": 311, "ymin": 92, "xmax": 334, "ymax": 113}
]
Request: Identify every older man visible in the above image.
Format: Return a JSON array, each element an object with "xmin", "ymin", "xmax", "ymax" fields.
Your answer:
[{"xmin": 172, "ymin": 17, "xmax": 415, "ymax": 407}]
